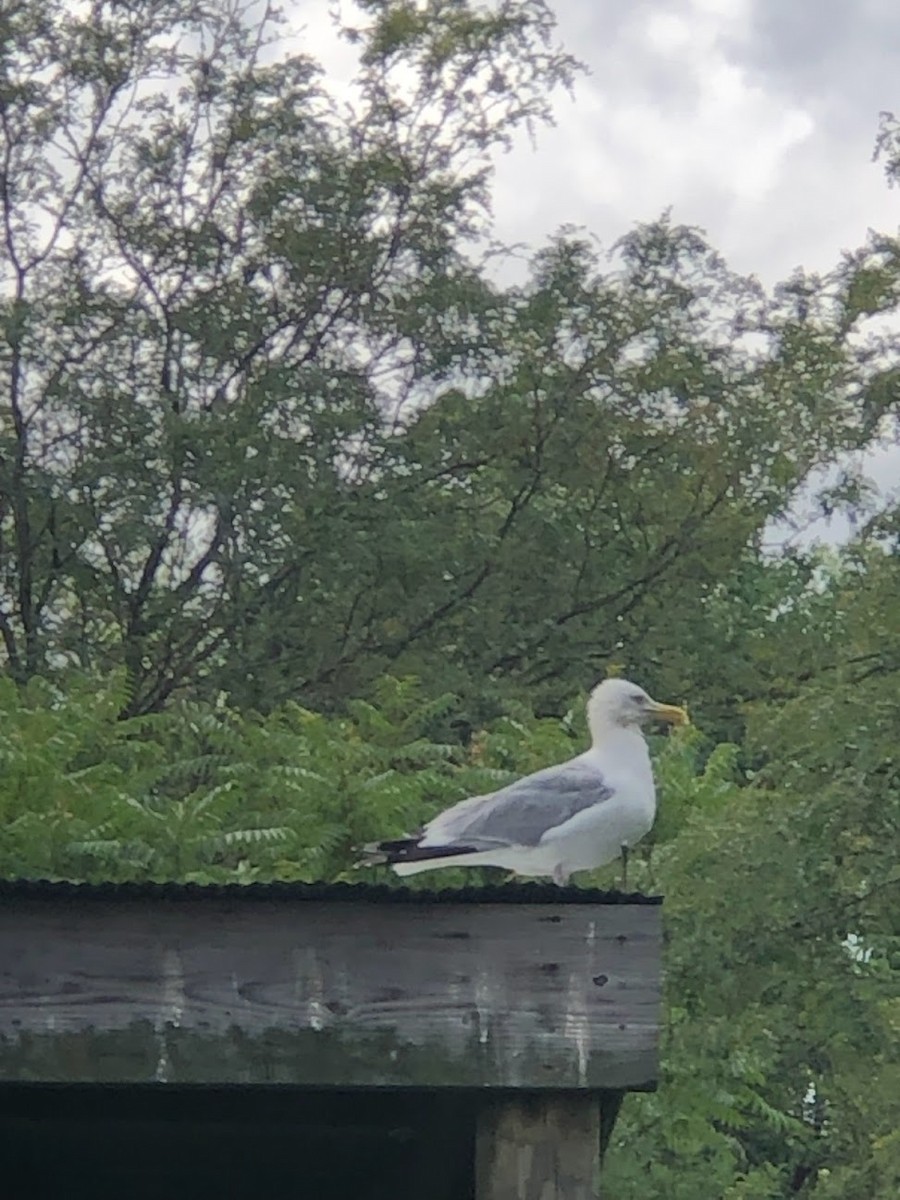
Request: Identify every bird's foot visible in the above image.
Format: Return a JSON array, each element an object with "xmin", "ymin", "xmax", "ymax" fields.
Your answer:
[{"xmin": 620, "ymin": 843, "xmax": 629, "ymax": 891}]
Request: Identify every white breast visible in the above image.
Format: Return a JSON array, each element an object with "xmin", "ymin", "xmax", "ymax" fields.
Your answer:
[{"xmin": 539, "ymin": 732, "xmax": 657, "ymax": 874}]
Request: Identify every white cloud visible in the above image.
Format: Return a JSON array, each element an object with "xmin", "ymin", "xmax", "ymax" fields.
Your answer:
[
  {"xmin": 296, "ymin": 1, "xmax": 897, "ymax": 283},
  {"xmin": 486, "ymin": 0, "xmax": 869, "ymax": 282}
]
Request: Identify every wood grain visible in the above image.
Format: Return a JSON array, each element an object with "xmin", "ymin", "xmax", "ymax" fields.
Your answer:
[
  {"xmin": 476, "ymin": 1095, "xmax": 601, "ymax": 1200},
  {"xmin": 0, "ymin": 893, "xmax": 660, "ymax": 1089}
]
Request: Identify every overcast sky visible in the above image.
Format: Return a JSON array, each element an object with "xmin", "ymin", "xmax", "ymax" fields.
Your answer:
[
  {"xmin": 303, "ymin": 0, "xmax": 899, "ymax": 284},
  {"xmin": 488, "ymin": 0, "xmax": 898, "ymax": 288},
  {"xmin": 303, "ymin": 0, "xmax": 899, "ymax": 538}
]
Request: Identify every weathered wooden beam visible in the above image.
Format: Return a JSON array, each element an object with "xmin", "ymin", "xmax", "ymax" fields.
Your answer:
[
  {"xmin": 0, "ymin": 884, "xmax": 661, "ymax": 1089},
  {"xmin": 476, "ymin": 1095, "xmax": 601, "ymax": 1200}
]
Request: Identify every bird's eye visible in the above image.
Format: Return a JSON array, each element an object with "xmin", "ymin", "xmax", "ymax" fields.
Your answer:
[{"xmin": 630, "ymin": 692, "xmax": 647, "ymax": 705}]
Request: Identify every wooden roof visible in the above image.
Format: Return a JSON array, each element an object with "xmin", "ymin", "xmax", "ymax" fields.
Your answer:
[{"xmin": 0, "ymin": 880, "xmax": 661, "ymax": 1091}]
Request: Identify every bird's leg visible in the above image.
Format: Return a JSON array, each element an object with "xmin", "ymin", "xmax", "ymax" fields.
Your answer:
[
  {"xmin": 552, "ymin": 863, "xmax": 570, "ymax": 886},
  {"xmin": 620, "ymin": 843, "xmax": 629, "ymax": 891}
]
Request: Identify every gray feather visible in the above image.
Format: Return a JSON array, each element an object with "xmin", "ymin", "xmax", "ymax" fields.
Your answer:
[{"xmin": 431, "ymin": 759, "xmax": 613, "ymax": 848}]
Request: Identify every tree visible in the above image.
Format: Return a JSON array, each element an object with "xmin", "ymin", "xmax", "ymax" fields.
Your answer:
[
  {"xmin": 3, "ymin": 0, "xmax": 897, "ymax": 722},
  {"xmin": 270, "ymin": 215, "xmax": 895, "ymax": 725},
  {"xmin": 599, "ymin": 539, "xmax": 900, "ymax": 1198},
  {"xmin": 0, "ymin": 0, "xmax": 578, "ymax": 713}
]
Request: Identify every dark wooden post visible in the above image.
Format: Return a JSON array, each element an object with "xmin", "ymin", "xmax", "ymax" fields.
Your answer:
[{"xmin": 477, "ymin": 1095, "xmax": 601, "ymax": 1200}]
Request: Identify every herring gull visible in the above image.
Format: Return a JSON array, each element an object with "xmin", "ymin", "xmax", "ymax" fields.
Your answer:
[{"xmin": 361, "ymin": 678, "xmax": 688, "ymax": 885}]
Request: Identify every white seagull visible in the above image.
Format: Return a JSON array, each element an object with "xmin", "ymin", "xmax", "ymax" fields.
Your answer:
[{"xmin": 361, "ymin": 678, "xmax": 688, "ymax": 886}]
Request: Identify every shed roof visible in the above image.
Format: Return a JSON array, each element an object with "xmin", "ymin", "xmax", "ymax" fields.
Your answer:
[
  {"xmin": 0, "ymin": 878, "xmax": 662, "ymax": 905},
  {"xmin": 0, "ymin": 877, "xmax": 662, "ymax": 1091}
]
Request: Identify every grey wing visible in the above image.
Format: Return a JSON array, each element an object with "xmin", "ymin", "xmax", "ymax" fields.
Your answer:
[{"xmin": 426, "ymin": 758, "xmax": 614, "ymax": 848}]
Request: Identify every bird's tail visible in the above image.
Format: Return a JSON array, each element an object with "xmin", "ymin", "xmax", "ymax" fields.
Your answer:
[
  {"xmin": 356, "ymin": 837, "xmax": 479, "ymax": 870},
  {"xmin": 355, "ymin": 837, "xmax": 420, "ymax": 868}
]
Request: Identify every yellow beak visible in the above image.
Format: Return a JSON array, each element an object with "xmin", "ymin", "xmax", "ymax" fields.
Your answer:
[{"xmin": 649, "ymin": 701, "xmax": 689, "ymax": 726}]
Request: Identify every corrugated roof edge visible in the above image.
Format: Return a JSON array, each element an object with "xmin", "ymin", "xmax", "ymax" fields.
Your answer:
[{"xmin": 0, "ymin": 878, "xmax": 662, "ymax": 905}]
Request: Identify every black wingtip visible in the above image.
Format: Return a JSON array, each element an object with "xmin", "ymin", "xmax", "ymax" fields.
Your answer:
[
  {"xmin": 356, "ymin": 838, "xmax": 479, "ymax": 867},
  {"xmin": 387, "ymin": 843, "xmax": 480, "ymax": 864}
]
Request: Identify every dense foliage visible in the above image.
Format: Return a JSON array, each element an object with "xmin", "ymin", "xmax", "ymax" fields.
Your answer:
[
  {"xmin": 1, "ymin": 0, "xmax": 899, "ymax": 1196},
  {"xmin": 1, "ymin": 0, "xmax": 894, "ymax": 727}
]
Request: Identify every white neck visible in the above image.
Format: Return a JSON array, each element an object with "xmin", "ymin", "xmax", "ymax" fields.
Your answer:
[{"xmin": 588, "ymin": 717, "xmax": 646, "ymax": 750}]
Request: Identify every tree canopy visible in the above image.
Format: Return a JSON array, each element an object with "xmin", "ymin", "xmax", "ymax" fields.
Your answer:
[{"xmin": 1, "ymin": 0, "xmax": 894, "ymax": 724}]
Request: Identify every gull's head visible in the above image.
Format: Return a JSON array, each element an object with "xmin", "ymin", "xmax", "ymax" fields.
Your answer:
[{"xmin": 586, "ymin": 678, "xmax": 688, "ymax": 742}]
